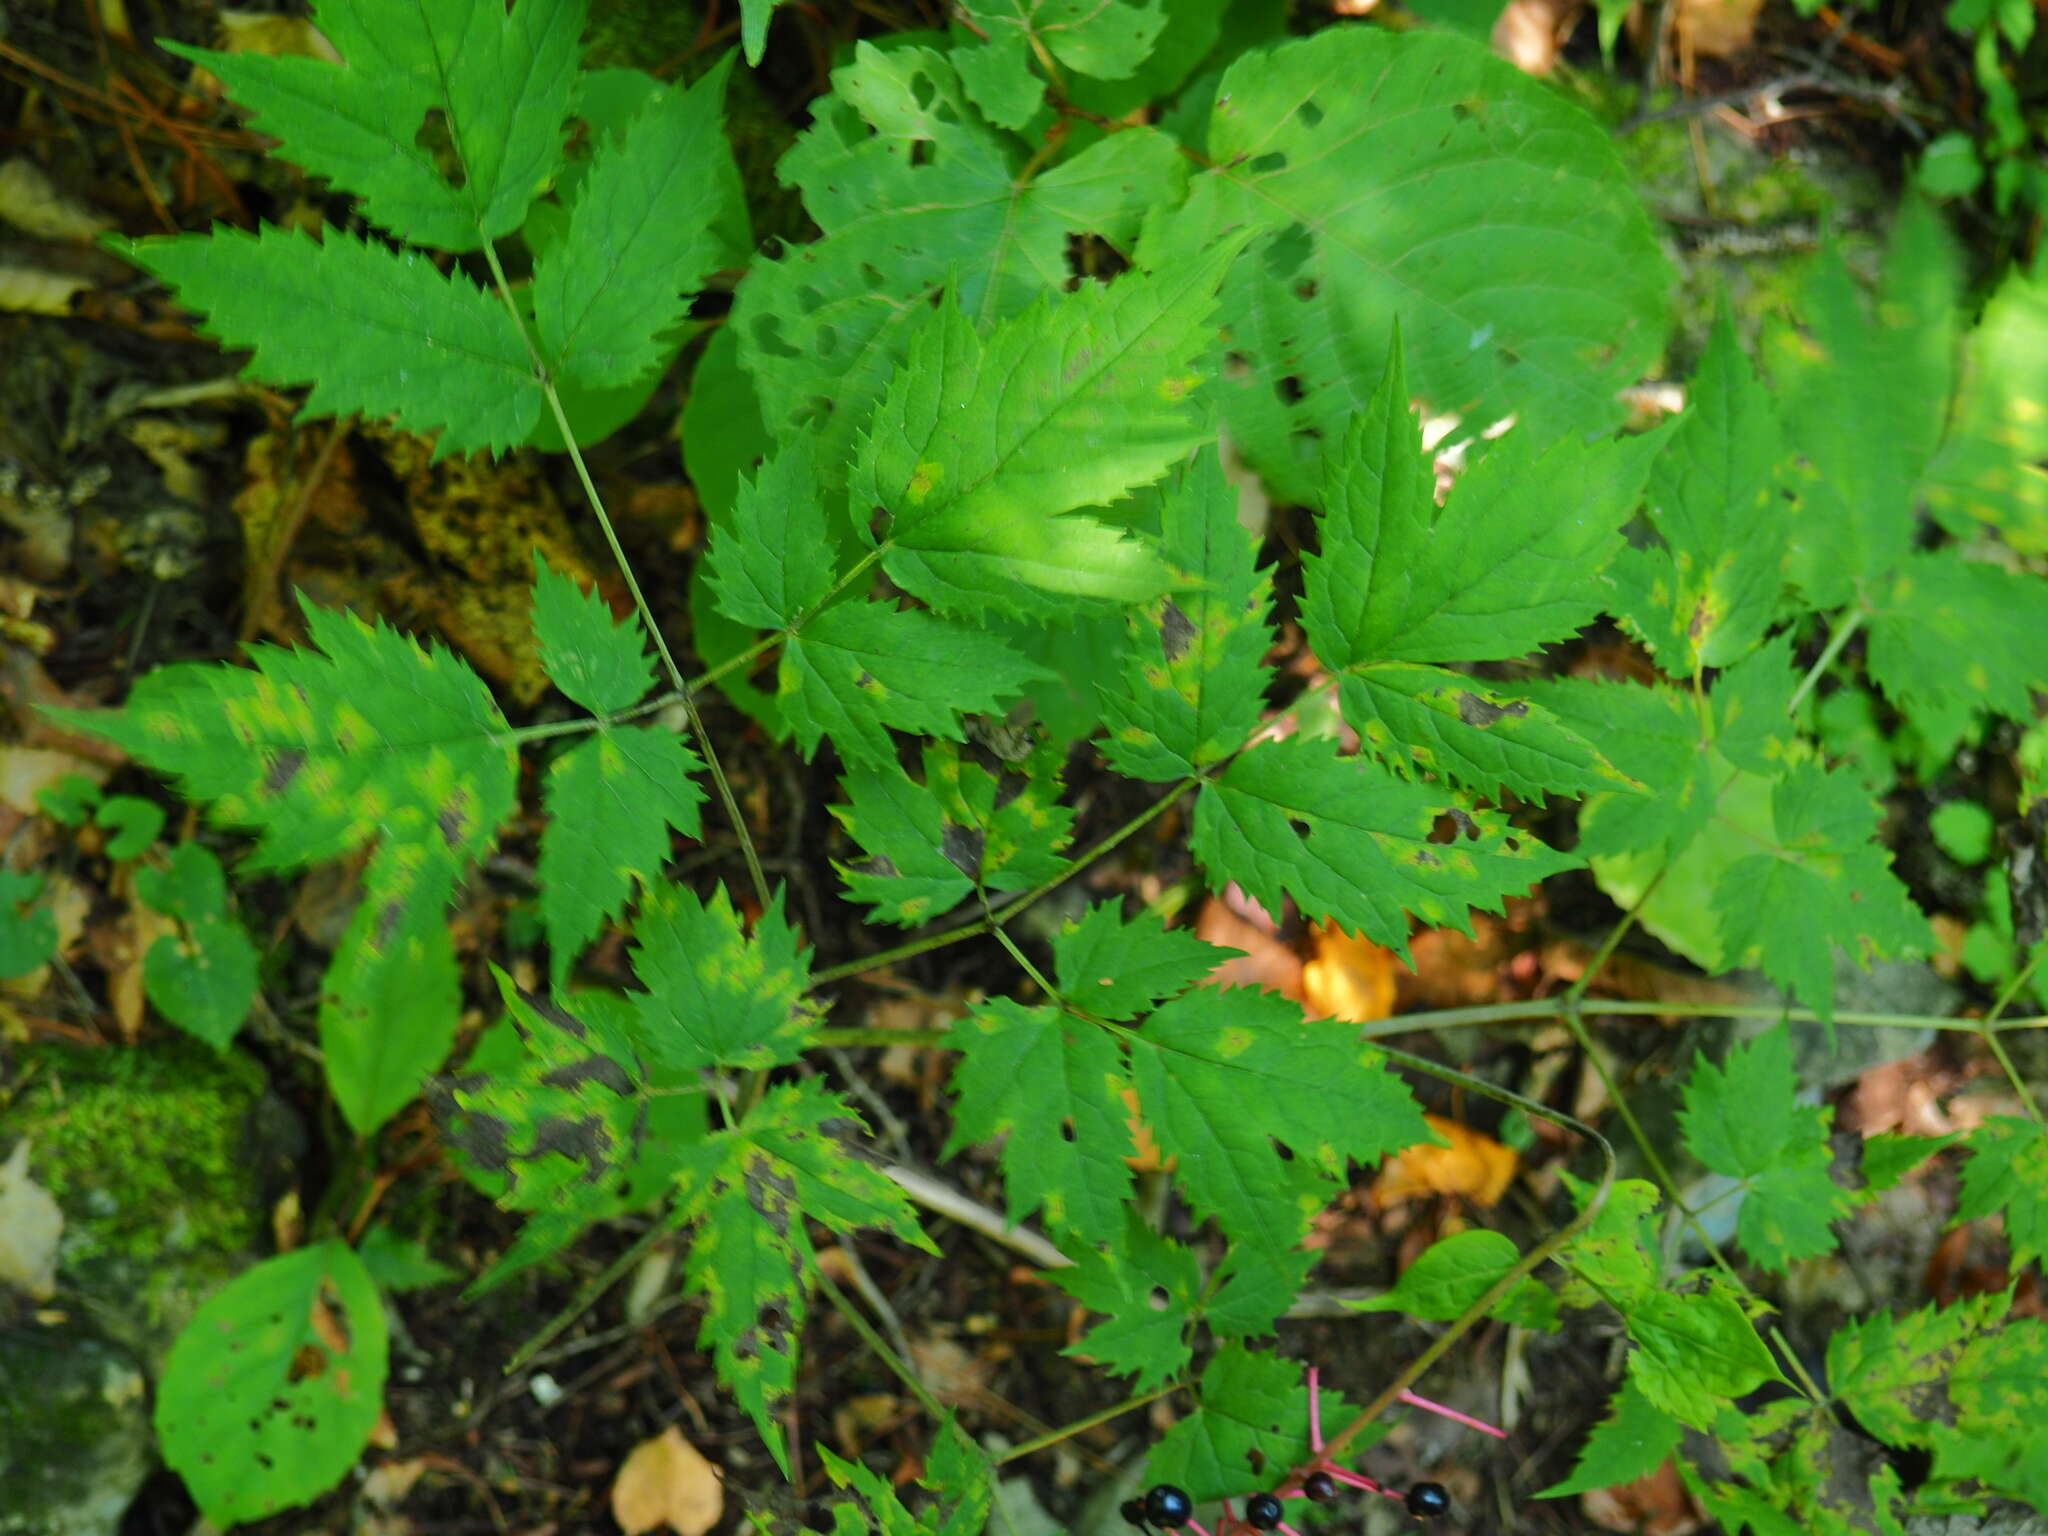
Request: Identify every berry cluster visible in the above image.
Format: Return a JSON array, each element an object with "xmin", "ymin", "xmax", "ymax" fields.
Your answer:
[{"xmin": 1120, "ymin": 1367, "xmax": 1497, "ymax": 1536}]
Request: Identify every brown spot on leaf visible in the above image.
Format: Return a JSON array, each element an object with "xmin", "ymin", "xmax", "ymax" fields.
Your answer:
[
  {"xmin": 517, "ymin": 985, "xmax": 590, "ymax": 1039},
  {"xmin": 437, "ymin": 800, "xmax": 468, "ymax": 851},
  {"xmin": 528, "ymin": 1114, "xmax": 614, "ymax": 1180},
  {"xmin": 940, "ymin": 822, "xmax": 985, "ymax": 879},
  {"xmin": 1159, "ymin": 600, "xmax": 1196, "ymax": 662},
  {"xmin": 264, "ymin": 749, "xmax": 306, "ymax": 794},
  {"xmin": 744, "ymin": 1163, "xmax": 798, "ymax": 1238},
  {"xmin": 374, "ymin": 899, "xmax": 406, "ymax": 948},
  {"xmin": 454, "ymin": 1112, "xmax": 512, "ymax": 1172},
  {"xmin": 1455, "ymin": 692, "xmax": 1527, "ymax": 728},
  {"xmin": 539, "ymin": 1055, "xmax": 633, "ymax": 1096}
]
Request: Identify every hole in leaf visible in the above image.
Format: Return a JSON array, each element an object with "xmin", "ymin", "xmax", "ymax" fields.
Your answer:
[
  {"xmin": 412, "ymin": 110, "xmax": 466, "ymax": 188},
  {"xmin": 1060, "ymin": 1121, "xmax": 1076, "ymax": 1143},
  {"xmin": 1275, "ymin": 375, "xmax": 1305, "ymax": 406},
  {"xmin": 908, "ymin": 138, "xmax": 933, "ymax": 167},
  {"xmin": 1294, "ymin": 279, "xmax": 1319, "ymax": 302},
  {"xmin": 1147, "ymin": 1286, "xmax": 1171, "ymax": 1312},
  {"xmin": 1288, "ymin": 818, "xmax": 1312, "ymax": 839},
  {"xmin": 752, "ymin": 315, "xmax": 800, "ymax": 360},
  {"xmin": 911, "ymin": 71, "xmax": 936, "ymax": 110},
  {"xmin": 817, "ymin": 324, "xmax": 838, "ymax": 357}
]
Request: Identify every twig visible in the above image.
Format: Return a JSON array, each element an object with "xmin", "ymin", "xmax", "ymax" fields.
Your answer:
[{"xmin": 881, "ymin": 1161, "xmax": 1071, "ymax": 1270}]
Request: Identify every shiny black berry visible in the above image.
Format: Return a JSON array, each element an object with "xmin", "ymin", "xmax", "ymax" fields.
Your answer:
[
  {"xmin": 1405, "ymin": 1483, "xmax": 1450, "ymax": 1519},
  {"xmin": 1145, "ymin": 1486, "xmax": 1194, "ymax": 1528},
  {"xmin": 1244, "ymin": 1493, "xmax": 1284, "ymax": 1530},
  {"xmin": 1302, "ymin": 1472, "xmax": 1338, "ymax": 1503},
  {"xmin": 1122, "ymin": 1501, "xmax": 1150, "ymax": 1528}
]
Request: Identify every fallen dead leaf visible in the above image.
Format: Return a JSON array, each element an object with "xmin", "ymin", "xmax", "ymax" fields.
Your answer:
[
  {"xmin": 0, "ymin": 1138, "xmax": 64, "ymax": 1299},
  {"xmin": 908, "ymin": 1333, "xmax": 993, "ymax": 1408},
  {"xmin": 1370, "ymin": 1114, "xmax": 1519, "ymax": 1208},
  {"xmin": 1494, "ymin": 0, "xmax": 1582, "ymax": 74},
  {"xmin": 1301, "ymin": 924, "xmax": 1397, "ymax": 1023},
  {"xmin": 1677, "ymin": 0, "xmax": 1763, "ymax": 59},
  {"xmin": 611, "ymin": 1426, "xmax": 724, "ymax": 1536},
  {"xmin": 0, "ymin": 157, "xmax": 115, "ymax": 242},
  {"xmin": 1581, "ymin": 1458, "xmax": 1706, "ymax": 1536},
  {"xmin": 1195, "ymin": 893, "xmax": 1304, "ymax": 1002}
]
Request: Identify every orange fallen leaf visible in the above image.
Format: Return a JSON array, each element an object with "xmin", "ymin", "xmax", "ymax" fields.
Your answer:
[
  {"xmin": 1370, "ymin": 1115, "xmax": 1519, "ymax": 1208},
  {"xmin": 1677, "ymin": 0, "xmax": 1763, "ymax": 59},
  {"xmin": 1301, "ymin": 924, "xmax": 1397, "ymax": 1023},
  {"xmin": 612, "ymin": 1426, "xmax": 724, "ymax": 1536}
]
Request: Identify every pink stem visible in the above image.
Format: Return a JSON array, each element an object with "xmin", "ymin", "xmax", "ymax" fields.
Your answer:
[
  {"xmin": 1186, "ymin": 1522, "xmax": 1213, "ymax": 1536},
  {"xmin": 1398, "ymin": 1388, "xmax": 1506, "ymax": 1439},
  {"xmin": 1277, "ymin": 1523, "xmax": 1305, "ymax": 1536},
  {"xmin": 1279, "ymin": 1491, "xmax": 1308, "ymax": 1502},
  {"xmin": 1306, "ymin": 1365, "xmax": 1323, "ymax": 1451},
  {"xmin": 1320, "ymin": 1468, "xmax": 1384, "ymax": 1495}
]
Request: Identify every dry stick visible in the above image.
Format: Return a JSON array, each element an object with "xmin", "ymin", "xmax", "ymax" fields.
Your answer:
[{"xmin": 241, "ymin": 420, "xmax": 349, "ymax": 644}]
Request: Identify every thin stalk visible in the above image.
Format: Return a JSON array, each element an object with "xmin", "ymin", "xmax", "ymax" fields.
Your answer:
[
  {"xmin": 995, "ymin": 1383, "xmax": 1181, "ymax": 1465},
  {"xmin": 505, "ymin": 1213, "xmax": 684, "ymax": 1375},
  {"xmin": 815, "ymin": 1269, "xmax": 951, "ymax": 1425},
  {"xmin": 1980, "ymin": 946, "xmax": 2048, "ymax": 1124},
  {"xmin": 1785, "ymin": 607, "xmax": 1864, "ymax": 718}
]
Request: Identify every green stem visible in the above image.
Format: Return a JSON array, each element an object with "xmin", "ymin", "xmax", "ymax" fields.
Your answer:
[
  {"xmin": 1785, "ymin": 606, "xmax": 1864, "ymax": 718},
  {"xmin": 995, "ymin": 1383, "xmax": 1181, "ymax": 1466},
  {"xmin": 1980, "ymin": 946, "xmax": 2048, "ymax": 1124},
  {"xmin": 504, "ymin": 1213, "xmax": 684, "ymax": 1375},
  {"xmin": 815, "ymin": 1269, "xmax": 951, "ymax": 1425}
]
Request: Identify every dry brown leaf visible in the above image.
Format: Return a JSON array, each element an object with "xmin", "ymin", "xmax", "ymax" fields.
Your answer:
[
  {"xmin": 1581, "ymin": 1458, "xmax": 1705, "ymax": 1536},
  {"xmin": 908, "ymin": 1334, "xmax": 992, "ymax": 1407},
  {"xmin": 612, "ymin": 1426, "xmax": 725, "ymax": 1536},
  {"xmin": 1677, "ymin": 0, "xmax": 1763, "ymax": 59},
  {"xmin": 1494, "ymin": 0, "xmax": 1582, "ymax": 75},
  {"xmin": 1370, "ymin": 1114, "xmax": 1519, "ymax": 1208},
  {"xmin": 1301, "ymin": 924, "xmax": 1397, "ymax": 1023},
  {"xmin": 1194, "ymin": 894, "xmax": 1303, "ymax": 1002}
]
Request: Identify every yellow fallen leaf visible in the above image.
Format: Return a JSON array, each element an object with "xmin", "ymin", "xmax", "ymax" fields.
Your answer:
[
  {"xmin": 612, "ymin": 1426, "xmax": 724, "ymax": 1536},
  {"xmin": 1370, "ymin": 1115, "xmax": 1519, "ymax": 1208},
  {"xmin": 1301, "ymin": 924, "xmax": 1397, "ymax": 1024}
]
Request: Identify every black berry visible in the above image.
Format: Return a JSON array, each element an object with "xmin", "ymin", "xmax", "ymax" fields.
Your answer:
[
  {"xmin": 1122, "ymin": 1501, "xmax": 1150, "ymax": 1528},
  {"xmin": 1405, "ymin": 1483, "xmax": 1450, "ymax": 1519},
  {"xmin": 1145, "ymin": 1486, "xmax": 1194, "ymax": 1528},
  {"xmin": 1244, "ymin": 1493, "xmax": 1284, "ymax": 1529},
  {"xmin": 1302, "ymin": 1472, "xmax": 1338, "ymax": 1503}
]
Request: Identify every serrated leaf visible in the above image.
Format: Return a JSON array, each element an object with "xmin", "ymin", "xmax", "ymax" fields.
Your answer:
[
  {"xmin": 1554, "ymin": 1173, "xmax": 1661, "ymax": 1304},
  {"xmin": 630, "ymin": 883, "xmax": 815, "ymax": 1072},
  {"xmin": 1827, "ymin": 1291, "xmax": 2005, "ymax": 1451},
  {"xmin": 735, "ymin": 43, "xmax": 1185, "ymax": 482},
  {"xmin": 1147, "ymin": 1345, "xmax": 1376, "ymax": 1502},
  {"xmin": 1166, "ymin": 28, "xmax": 1669, "ymax": 503},
  {"xmin": 1624, "ymin": 1282, "xmax": 1784, "ymax": 1429},
  {"xmin": 706, "ymin": 437, "xmax": 841, "ymax": 632},
  {"xmin": 1678, "ymin": 1027, "xmax": 1847, "ymax": 1271},
  {"xmin": 1127, "ymin": 986, "xmax": 1430, "ymax": 1252},
  {"xmin": 530, "ymin": 556, "xmax": 655, "ymax": 715},
  {"xmin": 1855, "ymin": 1132, "xmax": 1955, "ymax": 1197},
  {"xmin": 168, "ymin": 0, "xmax": 583, "ymax": 251},
  {"xmin": 834, "ymin": 740, "xmax": 1073, "ymax": 926},
  {"xmin": 1539, "ymin": 1376, "xmax": 1683, "ymax": 1498},
  {"xmin": 953, "ymin": 28, "xmax": 1044, "ymax": 131},
  {"xmin": 1101, "ymin": 446, "xmax": 1274, "ymax": 780},
  {"xmin": 120, "ymin": 227, "xmax": 539, "ymax": 456},
  {"xmin": 1051, "ymin": 1213, "xmax": 1202, "ymax": 1385},
  {"xmin": 534, "ymin": 57, "xmax": 732, "ymax": 387},
  {"xmin": 1924, "ymin": 260, "xmax": 2048, "ymax": 551},
  {"xmin": 961, "ymin": 0, "xmax": 1167, "ymax": 81},
  {"xmin": 674, "ymin": 1083, "xmax": 932, "ymax": 1472},
  {"xmin": 356, "ymin": 1225, "xmax": 460, "ymax": 1292},
  {"xmin": 1520, "ymin": 676, "xmax": 1716, "ymax": 864},
  {"xmin": 1304, "ymin": 337, "xmax": 1666, "ymax": 673},
  {"xmin": 1940, "ymin": 1315, "xmax": 2048, "ymax": 1506},
  {"xmin": 945, "ymin": 999, "xmax": 1132, "ymax": 1242},
  {"xmin": 1347, "ymin": 1228, "xmax": 1557, "ymax": 1329},
  {"xmin": 537, "ymin": 726, "xmax": 705, "ymax": 985},
  {"xmin": 779, "ymin": 601, "xmax": 1044, "ymax": 766},
  {"xmin": 857, "ymin": 249, "xmax": 1241, "ymax": 617},
  {"xmin": 153, "ymin": 1238, "xmax": 388, "ymax": 1527},
  {"xmin": 1051, "ymin": 902, "xmax": 1224, "ymax": 1022},
  {"xmin": 1613, "ymin": 315, "xmax": 1787, "ymax": 674},
  {"xmin": 1864, "ymin": 551, "xmax": 2048, "ymax": 726},
  {"xmin": 1341, "ymin": 663, "xmax": 1635, "ymax": 803},
  {"xmin": 1204, "ymin": 1245, "xmax": 1316, "ymax": 1342},
  {"xmin": 1190, "ymin": 735, "xmax": 1575, "ymax": 961},
  {"xmin": 1955, "ymin": 1116, "xmax": 2048, "ymax": 1273}
]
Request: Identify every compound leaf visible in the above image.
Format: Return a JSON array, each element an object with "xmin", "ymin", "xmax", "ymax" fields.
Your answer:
[
  {"xmin": 537, "ymin": 726, "xmax": 705, "ymax": 985},
  {"xmin": 779, "ymin": 602, "xmax": 1044, "ymax": 766},
  {"xmin": 1955, "ymin": 1116, "xmax": 2048, "ymax": 1274},
  {"xmin": 857, "ymin": 249, "xmax": 1242, "ymax": 617},
  {"xmin": 1678, "ymin": 1027, "xmax": 1846, "ymax": 1270},
  {"xmin": 1539, "ymin": 1377, "xmax": 1684, "ymax": 1499},
  {"xmin": 706, "ymin": 437, "xmax": 841, "ymax": 632},
  {"xmin": 1827, "ymin": 1291, "xmax": 2005, "ymax": 1452},
  {"xmin": 121, "ymin": 227, "xmax": 539, "ymax": 456},
  {"xmin": 1127, "ymin": 985, "xmax": 1430, "ymax": 1253},
  {"xmin": 530, "ymin": 556, "xmax": 655, "ymax": 716},
  {"xmin": 1102, "ymin": 446, "xmax": 1275, "ymax": 780},
  {"xmin": 962, "ymin": 0, "xmax": 1166, "ymax": 81},
  {"xmin": 534, "ymin": 57, "xmax": 733, "ymax": 388},
  {"xmin": 1171, "ymin": 27, "xmax": 1669, "ymax": 502},
  {"xmin": 1147, "ymin": 1345, "xmax": 1375, "ymax": 1503},
  {"xmin": 167, "ymin": 0, "xmax": 584, "ymax": 251},
  {"xmin": 1864, "ymin": 551, "xmax": 2048, "ymax": 726},
  {"xmin": 629, "ymin": 883, "xmax": 815, "ymax": 1072},
  {"xmin": 1191, "ymin": 735, "xmax": 1574, "ymax": 961},
  {"xmin": 1051, "ymin": 902, "xmax": 1224, "ymax": 1022},
  {"xmin": 154, "ymin": 1238, "xmax": 388, "ymax": 1527},
  {"xmin": 1051, "ymin": 1214, "xmax": 1201, "ymax": 1386},
  {"xmin": 945, "ymin": 998, "xmax": 1132, "ymax": 1242}
]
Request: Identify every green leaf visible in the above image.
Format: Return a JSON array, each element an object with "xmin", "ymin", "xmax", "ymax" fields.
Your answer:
[
  {"xmin": 145, "ymin": 915, "xmax": 259, "ymax": 1051},
  {"xmin": 533, "ymin": 57, "xmax": 732, "ymax": 388},
  {"xmin": 1613, "ymin": 314, "xmax": 1788, "ymax": 674},
  {"xmin": 1171, "ymin": 28, "xmax": 1669, "ymax": 503},
  {"xmin": 1522, "ymin": 676, "xmax": 1716, "ymax": 864},
  {"xmin": 1051, "ymin": 1213, "xmax": 1202, "ymax": 1385},
  {"xmin": 1554, "ymin": 1174, "xmax": 1662, "ymax": 1304},
  {"xmin": 1624, "ymin": 1282, "xmax": 1784, "ymax": 1429},
  {"xmin": 1940, "ymin": 1314, "xmax": 2048, "ymax": 1505},
  {"xmin": 1127, "ymin": 985, "xmax": 1430, "ymax": 1252},
  {"xmin": 1050, "ymin": 902, "xmax": 1224, "ymax": 1022},
  {"xmin": 1924, "ymin": 261, "xmax": 2048, "ymax": 551},
  {"xmin": 167, "ymin": 0, "xmax": 584, "ymax": 250},
  {"xmin": 1101, "ymin": 446, "xmax": 1274, "ymax": 780},
  {"xmin": 1710, "ymin": 761, "xmax": 1930, "ymax": 1024},
  {"xmin": 1191, "ymin": 735, "xmax": 1575, "ymax": 961},
  {"xmin": 1303, "ymin": 336, "xmax": 1666, "ymax": 669},
  {"xmin": 946, "ymin": 998, "xmax": 1133, "ymax": 1242},
  {"xmin": 778, "ymin": 601, "xmax": 1044, "ymax": 766},
  {"xmin": 537, "ymin": 726, "xmax": 705, "ymax": 984},
  {"xmin": 857, "ymin": 248, "xmax": 1240, "ymax": 617},
  {"xmin": 818, "ymin": 1419, "xmax": 993, "ymax": 1536},
  {"xmin": 1539, "ymin": 1376, "xmax": 1683, "ymax": 1498},
  {"xmin": 530, "ymin": 557, "xmax": 656, "ymax": 715},
  {"xmin": 706, "ymin": 437, "xmax": 841, "ymax": 632},
  {"xmin": 960, "ymin": 0, "xmax": 1166, "ymax": 81},
  {"xmin": 119, "ymin": 227, "xmax": 539, "ymax": 456},
  {"xmin": 953, "ymin": 29, "xmax": 1044, "ymax": 132},
  {"xmin": 1346, "ymin": 1229, "xmax": 1558, "ymax": 1329},
  {"xmin": 0, "ymin": 871, "xmax": 57, "ymax": 979},
  {"xmin": 356, "ymin": 1225, "xmax": 460, "ymax": 1292},
  {"xmin": 629, "ymin": 882, "xmax": 815, "ymax": 1073},
  {"xmin": 36, "ymin": 772, "xmax": 100, "ymax": 826},
  {"xmin": 134, "ymin": 842, "xmax": 228, "ymax": 921},
  {"xmin": 1679, "ymin": 1027, "xmax": 1847, "ymax": 1271},
  {"xmin": 739, "ymin": 0, "xmax": 787, "ymax": 64},
  {"xmin": 674, "ymin": 1082, "xmax": 932, "ymax": 1471},
  {"xmin": 1864, "ymin": 551, "xmax": 2048, "ymax": 726},
  {"xmin": 1828, "ymin": 1291, "xmax": 2005, "ymax": 1452},
  {"xmin": 834, "ymin": 740, "xmax": 1073, "ymax": 926},
  {"xmin": 1147, "ymin": 1345, "xmax": 1376, "ymax": 1502},
  {"xmin": 1929, "ymin": 800, "xmax": 1996, "ymax": 866},
  {"xmin": 735, "ymin": 43, "xmax": 1184, "ymax": 481},
  {"xmin": 1955, "ymin": 1116, "xmax": 2048, "ymax": 1273},
  {"xmin": 96, "ymin": 795, "xmax": 166, "ymax": 860},
  {"xmin": 1204, "ymin": 1245, "xmax": 1317, "ymax": 1342},
  {"xmin": 154, "ymin": 1238, "xmax": 388, "ymax": 1527},
  {"xmin": 1855, "ymin": 1132, "xmax": 1956, "ymax": 1196}
]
